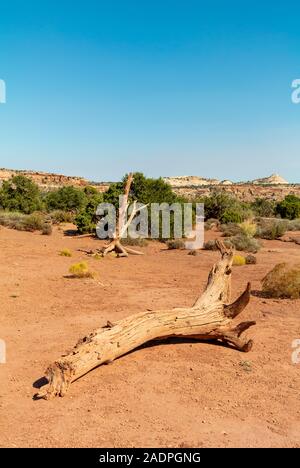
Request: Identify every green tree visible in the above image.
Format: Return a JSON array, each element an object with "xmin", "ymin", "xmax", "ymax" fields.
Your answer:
[
  {"xmin": 200, "ymin": 190, "xmax": 252, "ymax": 222},
  {"xmin": 0, "ymin": 175, "xmax": 43, "ymax": 214},
  {"xmin": 75, "ymin": 192, "xmax": 104, "ymax": 234},
  {"xmin": 45, "ymin": 186, "xmax": 87, "ymax": 212}
]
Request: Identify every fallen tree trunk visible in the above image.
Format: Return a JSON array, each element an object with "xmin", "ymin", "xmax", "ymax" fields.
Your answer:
[{"xmin": 36, "ymin": 241, "xmax": 255, "ymax": 399}]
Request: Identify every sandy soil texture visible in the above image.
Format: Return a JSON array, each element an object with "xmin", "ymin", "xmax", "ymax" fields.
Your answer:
[{"xmin": 0, "ymin": 225, "xmax": 299, "ymax": 447}]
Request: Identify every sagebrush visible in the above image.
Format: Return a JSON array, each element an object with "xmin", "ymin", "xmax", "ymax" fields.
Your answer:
[{"xmin": 262, "ymin": 263, "xmax": 300, "ymax": 299}]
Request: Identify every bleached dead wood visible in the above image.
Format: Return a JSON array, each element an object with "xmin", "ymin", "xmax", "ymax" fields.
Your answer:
[{"xmin": 101, "ymin": 173, "xmax": 148, "ymax": 257}]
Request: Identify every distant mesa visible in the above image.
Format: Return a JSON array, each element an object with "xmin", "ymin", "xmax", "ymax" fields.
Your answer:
[
  {"xmin": 0, "ymin": 168, "xmax": 110, "ymax": 193},
  {"xmin": 250, "ymin": 173, "xmax": 288, "ymax": 185},
  {"xmin": 220, "ymin": 180, "xmax": 233, "ymax": 185},
  {"xmin": 163, "ymin": 173, "xmax": 288, "ymax": 187},
  {"xmin": 163, "ymin": 175, "xmax": 224, "ymax": 187}
]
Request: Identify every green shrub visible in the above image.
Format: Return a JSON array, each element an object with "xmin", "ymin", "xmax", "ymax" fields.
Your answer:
[
  {"xmin": 201, "ymin": 191, "xmax": 236, "ymax": 220},
  {"xmin": 75, "ymin": 211, "xmax": 97, "ymax": 234},
  {"xmin": 262, "ymin": 263, "xmax": 300, "ymax": 299},
  {"xmin": 74, "ymin": 193, "xmax": 104, "ymax": 234},
  {"xmin": 166, "ymin": 239, "xmax": 185, "ymax": 250},
  {"xmin": 276, "ymin": 195, "xmax": 300, "ymax": 220},
  {"xmin": 256, "ymin": 219, "xmax": 288, "ymax": 240},
  {"xmin": 220, "ymin": 209, "xmax": 243, "ymax": 224},
  {"xmin": 230, "ymin": 234, "xmax": 261, "ymax": 253},
  {"xmin": 0, "ymin": 175, "xmax": 43, "ymax": 214},
  {"xmin": 200, "ymin": 191, "xmax": 253, "ymax": 223},
  {"xmin": 232, "ymin": 255, "xmax": 246, "ymax": 266},
  {"xmin": 251, "ymin": 198, "xmax": 276, "ymax": 217}
]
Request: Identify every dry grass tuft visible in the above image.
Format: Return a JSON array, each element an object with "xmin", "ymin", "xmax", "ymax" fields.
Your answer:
[
  {"xmin": 166, "ymin": 239, "xmax": 185, "ymax": 250},
  {"xmin": 239, "ymin": 220, "xmax": 257, "ymax": 237},
  {"xmin": 232, "ymin": 255, "xmax": 246, "ymax": 266},
  {"xmin": 60, "ymin": 248, "xmax": 72, "ymax": 257},
  {"xmin": 68, "ymin": 262, "xmax": 94, "ymax": 278}
]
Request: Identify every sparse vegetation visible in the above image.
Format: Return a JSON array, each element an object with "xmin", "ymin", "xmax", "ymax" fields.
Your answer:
[
  {"xmin": 49, "ymin": 210, "xmax": 75, "ymax": 224},
  {"xmin": 256, "ymin": 219, "xmax": 288, "ymax": 240},
  {"xmin": 262, "ymin": 263, "xmax": 300, "ymax": 299},
  {"xmin": 230, "ymin": 234, "xmax": 261, "ymax": 253},
  {"xmin": 203, "ymin": 239, "xmax": 233, "ymax": 250},
  {"xmin": 220, "ymin": 223, "xmax": 242, "ymax": 237},
  {"xmin": 204, "ymin": 218, "xmax": 220, "ymax": 230},
  {"xmin": 22, "ymin": 212, "xmax": 45, "ymax": 231},
  {"xmin": 287, "ymin": 219, "xmax": 300, "ymax": 231},
  {"xmin": 41, "ymin": 223, "xmax": 53, "ymax": 235},
  {"xmin": 166, "ymin": 239, "xmax": 185, "ymax": 250},
  {"xmin": 0, "ymin": 210, "xmax": 52, "ymax": 234},
  {"xmin": 121, "ymin": 237, "xmax": 148, "ymax": 247},
  {"xmin": 221, "ymin": 220, "xmax": 256, "ymax": 238},
  {"xmin": 239, "ymin": 360, "xmax": 252, "ymax": 372},
  {"xmin": 276, "ymin": 195, "xmax": 300, "ymax": 220},
  {"xmin": 239, "ymin": 220, "xmax": 257, "ymax": 237},
  {"xmin": 68, "ymin": 262, "xmax": 94, "ymax": 278},
  {"xmin": 251, "ymin": 198, "xmax": 276, "ymax": 218},
  {"xmin": 245, "ymin": 254, "xmax": 257, "ymax": 265}
]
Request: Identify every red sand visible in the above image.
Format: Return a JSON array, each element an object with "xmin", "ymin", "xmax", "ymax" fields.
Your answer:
[{"xmin": 0, "ymin": 226, "xmax": 299, "ymax": 447}]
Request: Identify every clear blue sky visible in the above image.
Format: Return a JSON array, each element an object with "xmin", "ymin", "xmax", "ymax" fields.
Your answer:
[{"xmin": 0, "ymin": 1, "xmax": 299, "ymax": 182}]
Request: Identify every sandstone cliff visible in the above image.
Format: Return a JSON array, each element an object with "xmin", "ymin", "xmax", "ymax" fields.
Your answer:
[{"xmin": 0, "ymin": 169, "xmax": 110, "ymax": 193}]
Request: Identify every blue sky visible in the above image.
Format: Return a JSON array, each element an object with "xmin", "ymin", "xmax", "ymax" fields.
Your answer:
[{"xmin": 0, "ymin": 1, "xmax": 300, "ymax": 182}]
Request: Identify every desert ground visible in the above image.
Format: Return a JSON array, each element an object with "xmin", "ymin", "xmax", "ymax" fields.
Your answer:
[{"xmin": 0, "ymin": 225, "xmax": 299, "ymax": 448}]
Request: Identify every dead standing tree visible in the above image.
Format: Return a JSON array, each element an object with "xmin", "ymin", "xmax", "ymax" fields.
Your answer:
[
  {"xmin": 101, "ymin": 172, "xmax": 148, "ymax": 257},
  {"xmin": 36, "ymin": 241, "xmax": 256, "ymax": 399}
]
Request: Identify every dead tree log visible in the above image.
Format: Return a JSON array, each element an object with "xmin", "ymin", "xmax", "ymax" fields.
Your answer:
[
  {"xmin": 101, "ymin": 173, "xmax": 148, "ymax": 257},
  {"xmin": 36, "ymin": 241, "xmax": 255, "ymax": 399}
]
